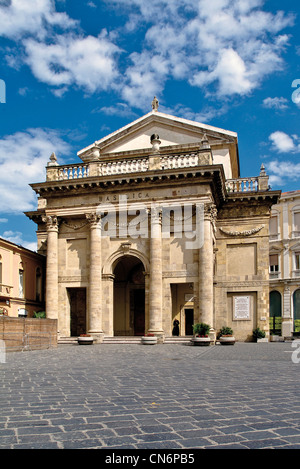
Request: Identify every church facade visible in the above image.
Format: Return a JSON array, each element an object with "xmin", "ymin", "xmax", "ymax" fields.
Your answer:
[{"xmin": 26, "ymin": 100, "xmax": 280, "ymax": 343}]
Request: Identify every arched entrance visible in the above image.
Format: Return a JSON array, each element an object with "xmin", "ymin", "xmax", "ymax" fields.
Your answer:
[
  {"xmin": 293, "ymin": 289, "xmax": 300, "ymax": 332},
  {"xmin": 113, "ymin": 256, "xmax": 145, "ymax": 336},
  {"xmin": 269, "ymin": 290, "xmax": 282, "ymax": 335}
]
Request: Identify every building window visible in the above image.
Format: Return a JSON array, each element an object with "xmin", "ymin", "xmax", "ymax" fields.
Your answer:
[
  {"xmin": 36, "ymin": 267, "xmax": 42, "ymax": 302},
  {"xmin": 269, "ymin": 215, "xmax": 279, "ymax": 240},
  {"xmin": 269, "ymin": 291, "xmax": 282, "ymax": 335},
  {"xmin": 269, "ymin": 254, "xmax": 279, "ymax": 278},
  {"xmin": 19, "ymin": 269, "xmax": 24, "ymax": 298},
  {"xmin": 293, "ymin": 211, "xmax": 300, "ymax": 238},
  {"xmin": 295, "ymin": 252, "xmax": 300, "ymax": 274},
  {"xmin": 0, "ymin": 258, "xmax": 2, "ymax": 293}
]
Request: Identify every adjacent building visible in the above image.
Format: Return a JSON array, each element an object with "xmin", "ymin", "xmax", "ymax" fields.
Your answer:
[
  {"xmin": 25, "ymin": 101, "xmax": 280, "ymax": 342},
  {"xmin": 0, "ymin": 237, "xmax": 45, "ymax": 318},
  {"xmin": 269, "ymin": 190, "xmax": 300, "ymax": 338}
]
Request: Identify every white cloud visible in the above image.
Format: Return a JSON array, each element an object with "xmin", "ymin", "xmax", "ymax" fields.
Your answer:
[
  {"xmin": 263, "ymin": 97, "xmax": 289, "ymax": 110},
  {"xmin": 0, "ymin": 230, "xmax": 37, "ymax": 252},
  {"xmin": 0, "ymin": 0, "xmax": 295, "ymax": 104},
  {"xmin": 269, "ymin": 131, "xmax": 300, "ymax": 153},
  {"xmin": 267, "ymin": 160, "xmax": 300, "ymax": 187},
  {"xmin": 96, "ymin": 102, "xmax": 138, "ymax": 118},
  {"xmin": 0, "ymin": 128, "xmax": 71, "ymax": 213},
  {"xmin": 24, "ymin": 32, "xmax": 121, "ymax": 93},
  {"xmin": 112, "ymin": 0, "xmax": 294, "ymax": 104},
  {"xmin": 0, "ymin": 0, "xmax": 76, "ymax": 39}
]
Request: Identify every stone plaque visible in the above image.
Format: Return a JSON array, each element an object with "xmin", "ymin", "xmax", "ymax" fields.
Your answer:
[{"xmin": 233, "ymin": 296, "xmax": 250, "ymax": 320}]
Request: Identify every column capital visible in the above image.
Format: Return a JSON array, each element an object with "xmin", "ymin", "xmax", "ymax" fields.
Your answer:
[
  {"xmin": 203, "ymin": 203, "xmax": 217, "ymax": 222},
  {"xmin": 150, "ymin": 205, "xmax": 162, "ymax": 224},
  {"xmin": 85, "ymin": 212, "xmax": 102, "ymax": 229},
  {"xmin": 42, "ymin": 215, "xmax": 59, "ymax": 232}
]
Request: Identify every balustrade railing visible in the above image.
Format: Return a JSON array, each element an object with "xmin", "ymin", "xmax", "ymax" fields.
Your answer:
[
  {"xmin": 48, "ymin": 155, "xmax": 267, "ymax": 194},
  {"xmin": 226, "ymin": 177, "xmax": 259, "ymax": 193},
  {"xmin": 100, "ymin": 158, "xmax": 149, "ymax": 176},
  {"xmin": 58, "ymin": 164, "xmax": 89, "ymax": 180},
  {"xmin": 161, "ymin": 153, "xmax": 199, "ymax": 169}
]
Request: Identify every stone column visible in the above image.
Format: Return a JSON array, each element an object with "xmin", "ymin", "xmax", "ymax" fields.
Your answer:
[
  {"xmin": 148, "ymin": 206, "xmax": 164, "ymax": 342},
  {"xmin": 43, "ymin": 215, "xmax": 59, "ymax": 320},
  {"xmin": 86, "ymin": 213, "xmax": 103, "ymax": 342},
  {"xmin": 198, "ymin": 204, "xmax": 216, "ymax": 336}
]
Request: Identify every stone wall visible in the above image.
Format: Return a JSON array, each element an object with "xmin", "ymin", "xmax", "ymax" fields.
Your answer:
[{"xmin": 0, "ymin": 317, "xmax": 57, "ymax": 351}]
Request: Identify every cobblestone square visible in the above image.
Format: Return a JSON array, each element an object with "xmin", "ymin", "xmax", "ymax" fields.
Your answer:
[{"xmin": 1, "ymin": 342, "xmax": 300, "ymax": 450}]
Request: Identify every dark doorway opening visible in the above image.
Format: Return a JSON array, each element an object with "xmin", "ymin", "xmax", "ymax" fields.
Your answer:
[
  {"xmin": 113, "ymin": 256, "xmax": 145, "ymax": 336},
  {"xmin": 185, "ymin": 308, "xmax": 194, "ymax": 335},
  {"xmin": 68, "ymin": 288, "xmax": 87, "ymax": 336},
  {"xmin": 132, "ymin": 289, "xmax": 145, "ymax": 336}
]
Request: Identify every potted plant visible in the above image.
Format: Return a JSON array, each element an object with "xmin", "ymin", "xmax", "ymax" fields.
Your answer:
[
  {"xmin": 219, "ymin": 326, "xmax": 235, "ymax": 345},
  {"xmin": 191, "ymin": 323, "xmax": 212, "ymax": 346},
  {"xmin": 77, "ymin": 334, "xmax": 94, "ymax": 345},
  {"xmin": 253, "ymin": 328, "xmax": 268, "ymax": 343},
  {"xmin": 141, "ymin": 333, "xmax": 157, "ymax": 345}
]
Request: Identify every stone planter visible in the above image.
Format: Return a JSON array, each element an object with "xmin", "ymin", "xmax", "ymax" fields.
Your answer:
[
  {"xmin": 219, "ymin": 335, "xmax": 235, "ymax": 345},
  {"xmin": 257, "ymin": 337, "xmax": 268, "ymax": 343},
  {"xmin": 141, "ymin": 336, "xmax": 157, "ymax": 345},
  {"xmin": 77, "ymin": 336, "xmax": 94, "ymax": 345},
  {"xmin": 191, "ymin": 336, "xmax": 212, "ymax": 346}
]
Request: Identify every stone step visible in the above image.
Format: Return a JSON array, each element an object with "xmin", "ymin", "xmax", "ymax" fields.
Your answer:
[
  {"xmin": 103, "ymin": 336, "xmax": 142, "ymax": 344},
  {"xmin": 164, "ymin": 336, "xmax": 192, "ymax": 344},
  {"xmin": 58, "ymin": 337, "xmax": 78, "ymax": 344},
  {"xmin": 58, "ymin": 336, "xmax": 193, "ymax": 345}
]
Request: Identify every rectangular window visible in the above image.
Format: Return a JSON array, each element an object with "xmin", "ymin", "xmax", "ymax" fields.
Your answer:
[
  {"xmin": 269, "ymin": 254, "xmax": 279, "ymax": 273},
  {"xmin": 269, "ymin": 216, "xmax": 278, "ymax": 236},
  {"xmin": 295, "ymin": 252, "xmax": 300, "ymax": 271},
  {"xmin": 294, "ymin": 212, "xmax": 300, "ymax": 235},
  {"xmin": 19, "ymin": 269, "xmax": 24, "ymax": 298}
]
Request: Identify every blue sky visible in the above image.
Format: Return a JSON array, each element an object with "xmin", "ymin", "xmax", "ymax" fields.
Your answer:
[{"xmin": 0, "ymin": 0, "xmax": 299, "ymax": 250}]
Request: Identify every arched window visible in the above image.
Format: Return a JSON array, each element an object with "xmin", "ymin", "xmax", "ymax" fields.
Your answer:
[
  {"xmin": 269, "ymin": 290, "xmax": 282, "ymax": 334},
  {"xmin": 293, "ymin": 289, "xmax": 300, "ymax": 332}
]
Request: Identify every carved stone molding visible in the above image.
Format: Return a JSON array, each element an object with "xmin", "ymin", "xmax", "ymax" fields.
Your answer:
[
  {"xmin": 62, "ymin": 220, "xmax": 89, "ymax": 231},
  {"xmin": 204, "ymin": 203, "xmax": 217, "ymax": 222},
  {"xmin": 42, "ymin": 215, "xmax": 59, "ymax": 232},
  {"xmin": 85, "ymin": 212, "xmax": 102, "ymax": 228},
  {"xmin": 219, "ymin": 225, "xmax": 265, "ymax": 237}
]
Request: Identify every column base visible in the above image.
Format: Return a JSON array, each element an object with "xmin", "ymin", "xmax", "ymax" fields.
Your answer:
[
  {"xmin": 282, "ymin": 319, "xmax": 293, "ymax": 338},
  {"xmin": 209, "ymin": 328, "xmax": 216, "ymax": 344},
  {"xmin": 147, "ymin": 330, "xmax": 165, "ymax": 344},
  {"xmin": 87, "ymin": 331, "xmax": 104, "ymax": 344}
]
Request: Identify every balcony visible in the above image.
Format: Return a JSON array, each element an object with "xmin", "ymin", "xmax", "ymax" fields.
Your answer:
[
  {"xmin": 45, "ymin": 149, "xmax": 270, "ymax": 194},
  {"xmin": 0, "ymin": 284, "xmax": 13, "ymax": 298}
]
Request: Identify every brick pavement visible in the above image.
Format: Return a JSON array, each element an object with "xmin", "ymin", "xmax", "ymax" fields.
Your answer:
[{"xmin": 1, "ymin": 341, "xmax": 300, "ymax": 450}]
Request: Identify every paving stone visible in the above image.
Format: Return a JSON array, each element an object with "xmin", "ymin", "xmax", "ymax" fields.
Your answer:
[{"xmin": 1, "ymin": 342, "xmax": 300, "ymax": 450}]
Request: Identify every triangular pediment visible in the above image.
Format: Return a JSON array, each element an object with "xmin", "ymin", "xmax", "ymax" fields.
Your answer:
[
  {"xmin": 79, "ymin": 110, "xmax": 237, "ymax": 154},
  {"xmin": 77, "ymin": 110, "xmax": 240, "ymax": 178}
]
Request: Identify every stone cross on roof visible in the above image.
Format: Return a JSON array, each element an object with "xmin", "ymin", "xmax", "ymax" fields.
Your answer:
[{"xmin": 151, "ymin": 96, "xmax": 159, "ymax": 111}]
